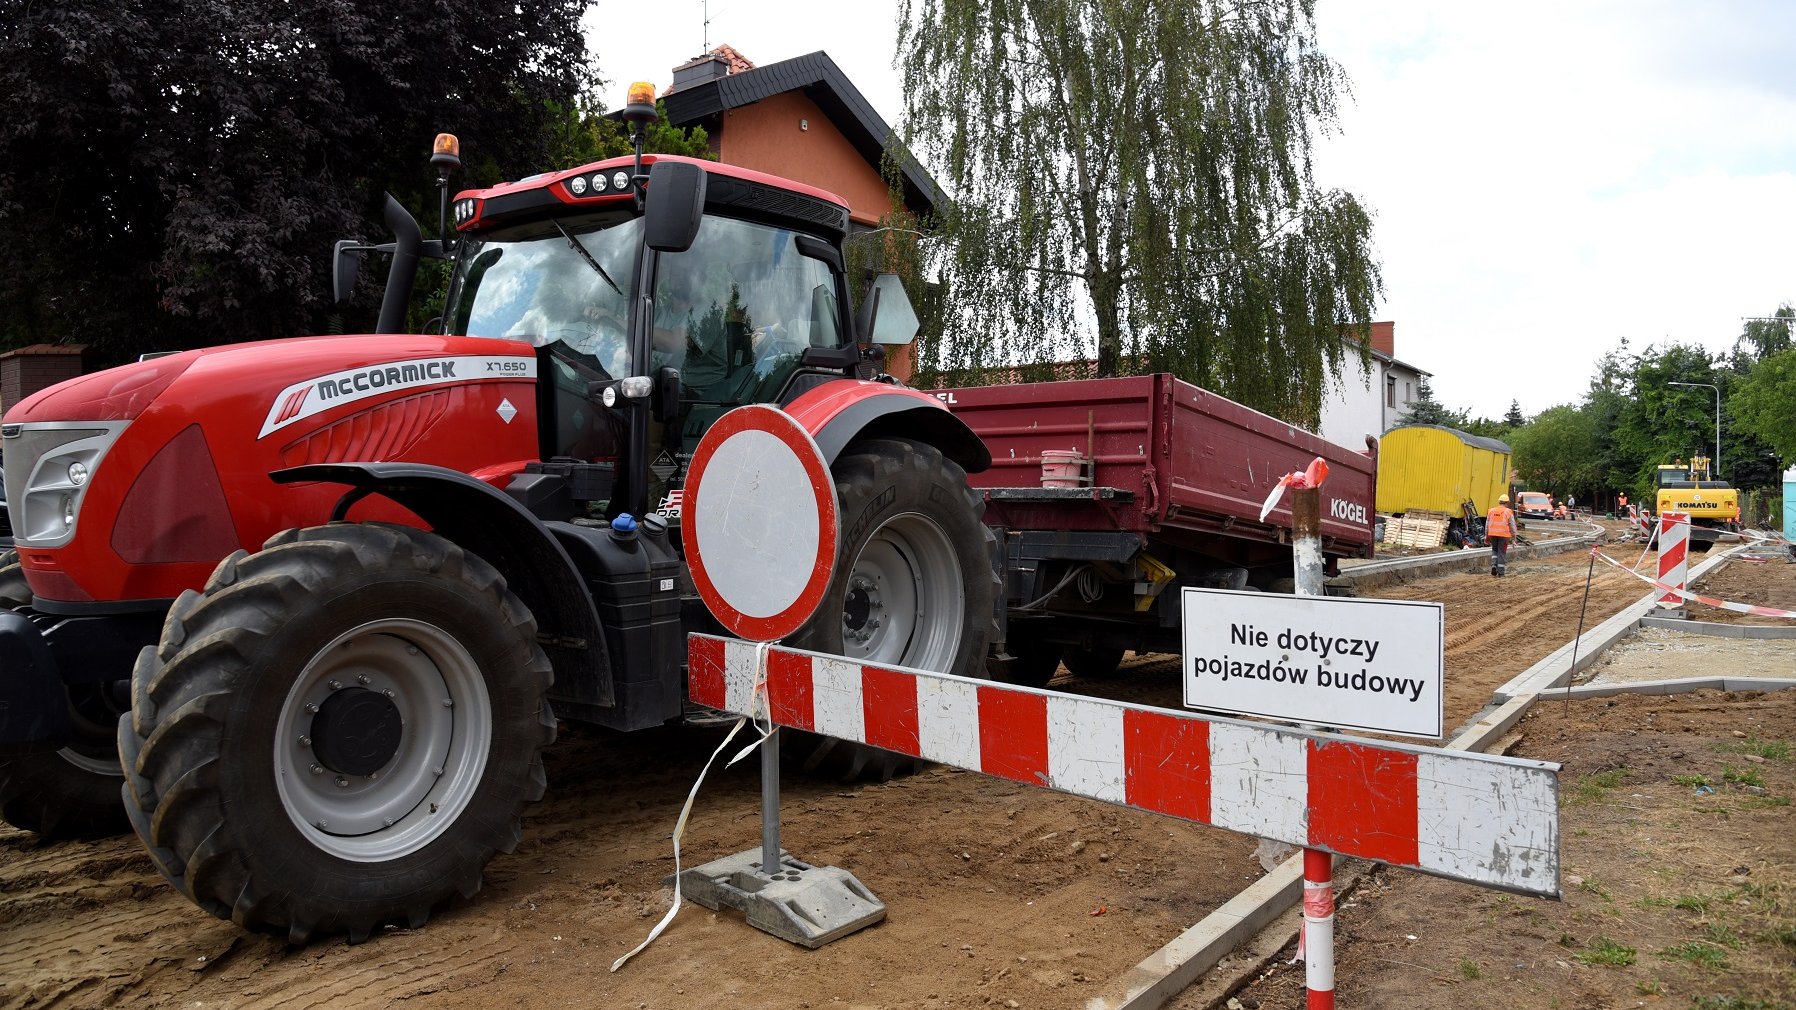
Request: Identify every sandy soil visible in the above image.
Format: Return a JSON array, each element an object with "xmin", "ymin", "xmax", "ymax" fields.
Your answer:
[{"xmin": 3, "ymin": 539, "xmax": 1790, "ymax": 1010}]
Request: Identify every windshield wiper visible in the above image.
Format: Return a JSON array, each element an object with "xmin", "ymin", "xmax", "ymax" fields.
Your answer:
[{"xmin": 553, "ymin": 220, "xmax": 623, "ymax": 297}]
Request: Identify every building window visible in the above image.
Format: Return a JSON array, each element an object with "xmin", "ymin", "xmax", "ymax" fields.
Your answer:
[
  {"xmin": 1405, "ymin": 381, "xmax": 1412, "ymax": 401},
  {"xmin": 1386, "ymin": 375, "xmax": 1396, "ymax": 408}
]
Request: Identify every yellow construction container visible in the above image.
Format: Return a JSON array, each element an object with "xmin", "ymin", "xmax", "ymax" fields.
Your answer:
[{"xmin": 1376, "ymin": 424, "xmax": 1513, "ymax": 517}]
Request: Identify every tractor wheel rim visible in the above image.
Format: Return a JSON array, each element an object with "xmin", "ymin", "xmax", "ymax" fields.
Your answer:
[
  {"xmin": 840, "ymin": 511, "xmax": 964, "ymax": 671},
  {"xmin": 274, "ymin": 619, "xmax": 491, "ymax": 861},
  {"xmin": 60, "ymin": 682, "xmax": 128, "ymax": 776}
]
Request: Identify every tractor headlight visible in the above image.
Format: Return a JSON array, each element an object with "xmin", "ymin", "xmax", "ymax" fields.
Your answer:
[{"xmin": 2, "ymin": 421, "xmax": 129, "ymax": 548}]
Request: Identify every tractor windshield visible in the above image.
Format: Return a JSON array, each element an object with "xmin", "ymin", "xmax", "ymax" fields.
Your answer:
[{"xmin": 445, "ymin": 214, "xmax": 642, "ymax": 378}]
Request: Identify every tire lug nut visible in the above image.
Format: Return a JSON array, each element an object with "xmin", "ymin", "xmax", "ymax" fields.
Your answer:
[
  {"xmin": 309, "ymin": 764, "xmax": 323, "ymax": 775},
  {"xmin": 384, "ymin": 689, "xmax": 395, "ymax": 699},
  {"xmin": 433, "ymin": 766, "xmax": 444, "ymax": 776},
  {"xmin": 442, "ymin": 698, "xmax": 454, "ymax": 708},
  {"xmin": 357, "ymin": 674, "xmax": 371, "ymax": 685},
  {"xmin": 327, "ymin": 679, "xmax": 343, "ymax": 690},
  {"xmin": 383, "ymin": 818, "xmax": 395, "ymax": 828},
  {"xmin": 335, "ymin": 776, "xmax": 349, "ymax": 788},
  {"xmin": 304, "ymin": 702, "xmax": 319, "ymax": 714},
  {"xmin": 316, "ymin": 819, "xmax": 329, "ymax": 829},
  {"xmin": 299, "ymin": 735, "xmax": 311, "ymax": 748},
  {"xmin": 407, "ymin": 646, "xmax": 420, "ymax": 656}
]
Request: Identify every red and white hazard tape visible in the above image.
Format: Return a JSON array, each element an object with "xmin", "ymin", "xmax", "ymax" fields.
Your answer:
[
  {"xmin": 1591, "ymin": 548, "xmax": 1796, "ymax": 619},
  {"xmin": 688, "ymin": 635, "xmax": 1560, "ymax": 896}
]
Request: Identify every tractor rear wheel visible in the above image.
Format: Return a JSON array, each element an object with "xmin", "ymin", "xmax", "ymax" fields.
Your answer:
[
  {"xmin": 0, "ymin": 550, "xmax": 132, "ymax": 838},
  {"xmin": 786, "ymin": 438, "xmax": 995, "ymax": 780},
  {"xmin": 993, "ymin": 635, "xmax": 1062, "ymax": 689},
  {"xmin": 117, "ymin": 524, "xmax": 555, "ymax": 942}
]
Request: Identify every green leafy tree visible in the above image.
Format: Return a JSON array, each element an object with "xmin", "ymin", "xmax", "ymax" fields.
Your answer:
[
  {"xmin": 1734, "ymin": 303, "xmax": 1793, "ymax": 364},
  {"xmin": 896, "ymin": 0, "xmax": 1382, "ymax": 427},
  {"xmin": 1508, "ymin": 405, "xmax": 1599, "ymax": 498},
  {"xmin": 1503, "ymin": 400, "xmax": 1525, "ymax": 429},
  {"xmin": 1731, "ymin": 347, "xmax": 1796, "ymax": 459},
  {"xmin": 0, "ymin": 0, "xmax": 621, "ymax": 364}
]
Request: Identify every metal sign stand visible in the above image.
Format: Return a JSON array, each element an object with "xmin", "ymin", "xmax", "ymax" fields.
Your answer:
[
  {"xmin": 1290, "ymin": 480, "xmax": 1336, "ymax": 1010},
  {"xmin": 674, "ymin": 405, "xmax": 886, "ymax": 949}
]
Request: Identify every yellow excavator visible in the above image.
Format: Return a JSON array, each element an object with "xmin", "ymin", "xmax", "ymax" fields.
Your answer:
[{"xmin": 1654, "ymin": 455, "xmax": 1740, "ymax": 553}]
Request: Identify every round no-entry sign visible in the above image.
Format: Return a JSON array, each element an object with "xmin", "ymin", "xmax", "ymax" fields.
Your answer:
[{"xmin": 684, "ymin": 404, "xmax": 839, "ymax": 642}]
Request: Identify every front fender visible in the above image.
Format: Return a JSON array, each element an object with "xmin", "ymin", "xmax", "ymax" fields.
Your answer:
[
  {"xmin": 783, "ymin": 381, "xmax": 991, "ymax": 474},
  {"xmin": 273, "ymin": 462, "xmax": 612, "ymax": 708}
]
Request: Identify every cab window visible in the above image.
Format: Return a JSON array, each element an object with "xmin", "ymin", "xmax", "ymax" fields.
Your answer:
[{"xmin": 649, "ymin": 216, "xmax": 843, "ymax": 444}]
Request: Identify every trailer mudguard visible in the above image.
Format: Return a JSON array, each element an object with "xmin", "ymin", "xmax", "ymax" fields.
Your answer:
[
  {"xmin": 784, "ymin": 381, "xmax": 992, "ymax": 473},
  {"xmin": 272, "ymin": 462, "xmax": 614, "ymax": 708},
  {"xmin": 0, "ymin": 611, "xmax": 69, "ymax": 753}
]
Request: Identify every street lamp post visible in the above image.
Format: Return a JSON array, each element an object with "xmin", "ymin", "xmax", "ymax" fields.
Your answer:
[{"xmin": 1667, "ymin": 381, "xmax": 1721, "ymax": 480}]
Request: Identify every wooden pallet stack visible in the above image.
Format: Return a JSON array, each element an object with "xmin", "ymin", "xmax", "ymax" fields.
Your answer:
[{"xmin": 1382, "ymin": 509, "xmax": 1452, "ymax": 548}]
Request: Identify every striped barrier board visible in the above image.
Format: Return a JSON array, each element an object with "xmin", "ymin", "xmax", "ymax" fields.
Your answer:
[
  {"xmin": 688, "ymin": 635, "xmax": 1562, "ymax": 897},
  {"xmin": 1658, "ymin": 511, "xmax": 1689, "ymax": 608}
]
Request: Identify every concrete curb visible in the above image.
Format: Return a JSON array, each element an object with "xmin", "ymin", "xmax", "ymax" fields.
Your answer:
[
  {"xmin": 1340, "ymin": 527, "xmax": 1600, "ymax": 591},
  {"xmin": 1539, "ymin": 677, "xmax": 1796, "ymax": 699},
  {"xmin": 1637, "ymin": 616, "xmax": 1796, "ymax": 639}
]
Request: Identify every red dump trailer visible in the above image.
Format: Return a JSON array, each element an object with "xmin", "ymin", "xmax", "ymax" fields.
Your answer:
[{"xmin": 938, "ymin": 374, "xmax": 1377, "ymax": 685}]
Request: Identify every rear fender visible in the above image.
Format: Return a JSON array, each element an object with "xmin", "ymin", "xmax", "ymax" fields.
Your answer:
[
  {"xmin": 272, "ymin": 463, "xmax": 612, "ymax": 708},
  {"xmin": 783, "ymin": 382, "xmax": 991, "ymax": 473}
]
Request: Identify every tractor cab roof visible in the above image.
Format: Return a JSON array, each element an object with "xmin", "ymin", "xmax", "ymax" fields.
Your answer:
[{"xmin": 449, "ymin": 154, "xmax": 852, "ymax": 239}]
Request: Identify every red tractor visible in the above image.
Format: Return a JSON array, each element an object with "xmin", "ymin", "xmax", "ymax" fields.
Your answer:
[{"xmin": 0, "ymin": 92, "xmax": 994, "ymax": 940}]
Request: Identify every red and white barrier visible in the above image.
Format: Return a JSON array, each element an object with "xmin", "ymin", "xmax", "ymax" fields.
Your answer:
[
  {"xmin": 1657, "ymin": 511, "xmax": 1689, "ymax": 609},
  {"xmin": 688, "ymin": 635, "xmax": 1561, "ymax": 896},
  {"xmin": 1591, "ymin": 548, "xmax": 1796, "ymax": 618}
]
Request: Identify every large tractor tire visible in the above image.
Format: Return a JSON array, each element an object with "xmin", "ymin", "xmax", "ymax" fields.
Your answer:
[
  {"xmin": 118, "ymin": 524, "xmax": 555, "ymax": 943},
  {"xmin": 0, "ymin": 550, "xmax": 132, "ymax": 838},
  {"xmin": 786, "ymin": 438, "xmax": 996, "ymax": 780},
  {"xmin": 992, "ymin": 635, "xmax": 1062, "ymax": 689}
]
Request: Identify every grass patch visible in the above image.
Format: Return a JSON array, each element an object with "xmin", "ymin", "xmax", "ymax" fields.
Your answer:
[
  {"xmin": 1569, "ymin": 768, "xmax": 1629, "ymax": 805},
  {"xmin": 1742, "ymin": 794, "xmax": 1790, "ymax": 809},
  {"xmin": 1635, "ymin": 978, "xmax": 1663, "ymax": 996},
  {"xmin": 1715, "ymin": 736, "xmax": 1791, "ymax": 761},
  {"xmin": 1755, "ymin": 923, "xmax": 1796, "ymax": 948},
  {"xmin": 1673, "ymin": 773, "xmax": 1713, "ymax": 788},
  {"xmin": 1702, "ymin": 922, "xmax": 1744, "ymax": 949},
  {"xmin": 1576, "ymin": 936, "xmax": 1637, "ymax": 966},
  {"xmin": 1722, "ymin": 765, "xmax": 1767, "ymax": 789},
  {"xmin": 1578, "ymin": 877, "xmax": 1613, "ymax": 900},
  {"xmin": 1457, "ymin": 958, "xmax": 1482, "ymax": 980},
  {"xmin": 1675, "ymin": 893, "xmax": 1716, "ymax": 913},
  {"xmin": 1662, "ymin": 941, "xmax": 1730, "ymax": 969}
]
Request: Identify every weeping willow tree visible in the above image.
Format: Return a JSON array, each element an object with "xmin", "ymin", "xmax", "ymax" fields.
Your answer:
[{"xmin": 897, "ymin": 0, "xmax": 1382, "ymax": 426}]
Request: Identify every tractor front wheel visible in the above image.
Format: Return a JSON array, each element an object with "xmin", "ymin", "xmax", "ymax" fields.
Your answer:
[{"xmin": 118, "ymin": 524, "xmax": 555, "ymax": 942}]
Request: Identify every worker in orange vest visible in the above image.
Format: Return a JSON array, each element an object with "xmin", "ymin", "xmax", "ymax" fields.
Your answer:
[{"xmin": 1487, "ymin": 494, "xmax": 1517, "ymax": 577}]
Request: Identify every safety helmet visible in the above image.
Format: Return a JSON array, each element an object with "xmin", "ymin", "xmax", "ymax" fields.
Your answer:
[{"xmin": 1498, "ymin": 494, "xmax": 1510, "ymax": 503}]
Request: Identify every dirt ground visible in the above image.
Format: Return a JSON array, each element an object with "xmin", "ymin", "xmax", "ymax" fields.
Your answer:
[{"xmin": 3, "ymin": 536, "xmax": 1791, "ymax": 1010}]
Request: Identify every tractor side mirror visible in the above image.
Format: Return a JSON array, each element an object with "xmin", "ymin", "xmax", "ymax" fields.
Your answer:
[
  {"xmin": 332, "ymin": 240, "xmax": 363, "ymax": 305},
  {"xmin": 644, "ymin": 161, "xmax": 707, "ymax": 252},
  {"xmin": 854, "ymin": 273, "xmax": 921, "ymax": 345}
]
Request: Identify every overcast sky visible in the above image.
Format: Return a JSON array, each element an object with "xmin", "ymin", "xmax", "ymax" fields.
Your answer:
[{"xmin": 590, "ymin": 2, "xmax": 1796, "ymax": 419}]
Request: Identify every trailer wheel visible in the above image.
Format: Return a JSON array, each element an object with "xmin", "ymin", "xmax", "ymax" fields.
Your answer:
[
  {"xmin": 786, "ymin": 438, "xmax": 996, "ymax": 780},
  {"xmin": 1062, "ymin": 645, "xmax": 1125, "ymax": 679},
  {"xmin": 0, "ymin": 550, "xmax": 132, "ymax": 839},
  {"xmin": 118, "ymin": 524, "xmax": 555, "ymax": 943}
]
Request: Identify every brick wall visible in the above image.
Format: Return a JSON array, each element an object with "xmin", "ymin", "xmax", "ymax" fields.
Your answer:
[{"xmin": 0, "ymin": 345, "xmax": 88, "ymax": 416}]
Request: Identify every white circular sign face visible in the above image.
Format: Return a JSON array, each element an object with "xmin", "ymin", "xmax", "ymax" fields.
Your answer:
[{"xmin": 684, "ymin": 405, "xmax": 838, "ymax": 642}]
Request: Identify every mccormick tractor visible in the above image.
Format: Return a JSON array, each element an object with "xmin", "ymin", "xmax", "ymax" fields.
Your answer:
[
  {"xmin": 0, "ymin": 88, "xmax": 996, "ymax": 940},
  {"xmin": 1654, "ymin": 455, "xmax": 1740, "ymax": 552},
  {"xmin": 1, "ymin": 88, "xmax": 1381, "ymax": 945}
]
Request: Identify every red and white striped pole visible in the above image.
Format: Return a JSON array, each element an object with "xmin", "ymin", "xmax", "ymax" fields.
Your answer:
[
  {"xmin": 1289, "ymin": 463, "xmax": 1336, "ymax": 1010},
  {"xmin": 1657, "ymin": 511, "xmax": 1689, "ymax": 616}
]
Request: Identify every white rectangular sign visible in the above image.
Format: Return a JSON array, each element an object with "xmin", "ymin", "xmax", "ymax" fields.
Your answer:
[{"xmin": 1181, "ymin": 588, "xmax": 1445, "ymax": 739}]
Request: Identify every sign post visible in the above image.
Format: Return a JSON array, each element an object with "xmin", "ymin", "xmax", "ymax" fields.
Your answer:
[
  {"xmin": 1291, "ymin": 467, "xmax": 1333, "ymax": 1010},
  {"xmin": 677, "ymin": 404, "xmax": 887, "ymax": 949}
]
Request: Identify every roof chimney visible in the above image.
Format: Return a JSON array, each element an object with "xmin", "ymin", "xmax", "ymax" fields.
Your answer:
[
  {"xmin": 1370, "ymin": 321, "xmax": 1394, "ymax": 358},
  {"xmin": 668, "ymin": 53, "xmax": 730, "ymax": 94}
]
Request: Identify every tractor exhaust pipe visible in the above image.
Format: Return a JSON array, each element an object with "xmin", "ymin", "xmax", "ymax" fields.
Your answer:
[{"xmin": 375, "ymin": 194, "xmax": 423, "ymax": 335}]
